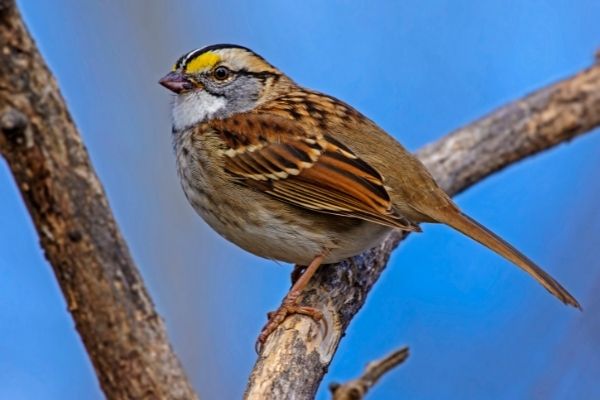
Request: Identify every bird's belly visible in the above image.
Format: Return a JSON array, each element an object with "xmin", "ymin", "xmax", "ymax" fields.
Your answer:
[
  {"xmin": 323, "ymin": 222, "xmax": 392, "ymax": 263},
  {"xmin": 175, "ymin": 131, "xmax": 392, "ymax": 265},
  {"xmin": 180, "ymin": 175, "xmax": 391, "ymax": 265},
  {"xmin": 189, "ymin": 200, "xmax": 321, "ymax": 263}
]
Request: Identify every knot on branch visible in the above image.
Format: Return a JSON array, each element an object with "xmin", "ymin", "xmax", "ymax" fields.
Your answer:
[{"xmin": 1, "ymin": 106, "xmax": 30, "ymax": 147}]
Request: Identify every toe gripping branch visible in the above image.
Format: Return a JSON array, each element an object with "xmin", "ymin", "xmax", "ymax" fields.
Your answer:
[{"xmin": 256, "ymin": 253, "xmax": 328, "ymax": 353}]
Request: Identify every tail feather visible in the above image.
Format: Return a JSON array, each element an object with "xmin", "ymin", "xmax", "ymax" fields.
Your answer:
[{"xmin": 438, "ymin": 210, "xmax": 580, "ymax": 309}]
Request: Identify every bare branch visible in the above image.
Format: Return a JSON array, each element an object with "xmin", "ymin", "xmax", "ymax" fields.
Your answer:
[
  {"xmin": 0, "ymin": 3, "xmax": 198, "ymax": 399},
  {"xmin": 329, "ymin": 347, "xmax": 410, "ymax": 400},
  {"xmin": 245, "ymin": 61, "xmax": 600, "ymax": 398},
  {"xmin": 2, "ymin": 0, "xmax": 600, "ymax": 397}
]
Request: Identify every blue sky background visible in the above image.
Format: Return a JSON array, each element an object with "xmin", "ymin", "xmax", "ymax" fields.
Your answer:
[{"xmin": 1, "ymin": 1, "xmax": 600, "ymax": 399}]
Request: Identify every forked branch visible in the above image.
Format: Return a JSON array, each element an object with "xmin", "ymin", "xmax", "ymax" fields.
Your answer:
[
  {"xmin": 245, "ymin": 59, "xmax": 600, "ymax": 398},
  {"xmin": 2, "ymin": 1, "xmax": 600, "ymax": 399}
]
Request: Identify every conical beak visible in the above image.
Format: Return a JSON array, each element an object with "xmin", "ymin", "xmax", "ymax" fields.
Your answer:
[{"xmin": 159, "ymin": 71, "xmax": 194, "ymax": 94}]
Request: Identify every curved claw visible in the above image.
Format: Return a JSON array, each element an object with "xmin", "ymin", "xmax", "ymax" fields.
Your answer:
[
  {"xmin": 255, "ymin": 253, "xmax": 328, "ymax": 354},
  {"xmin": 255, "ymin": 303, "xmax": 326, "ymax": 354}
]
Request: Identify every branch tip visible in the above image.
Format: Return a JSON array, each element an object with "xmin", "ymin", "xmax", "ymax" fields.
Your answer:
[{"xmin": 329, "ymin": 346, "xmax": 410, "ymax": 400}]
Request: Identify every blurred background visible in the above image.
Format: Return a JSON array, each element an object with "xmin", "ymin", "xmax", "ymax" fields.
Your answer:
[{"xmin": 1, "ymin": 0, "xmax": 600, "ymax": 398}]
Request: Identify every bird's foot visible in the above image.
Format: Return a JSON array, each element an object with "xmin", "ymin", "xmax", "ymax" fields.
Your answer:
[{"xmin": 255, "ymin": 293, "xmax": 324, "ymax": 353}]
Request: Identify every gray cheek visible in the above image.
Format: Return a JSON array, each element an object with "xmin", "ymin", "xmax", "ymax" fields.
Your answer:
[{"xmin": 209, "ymin": 75, "xmax": 262, "ymax": 117}]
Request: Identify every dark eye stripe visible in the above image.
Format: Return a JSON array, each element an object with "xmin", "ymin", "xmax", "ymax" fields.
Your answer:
[{"xmin": 237, "ymin": 69, "xmax": 281, "ymax": 79}]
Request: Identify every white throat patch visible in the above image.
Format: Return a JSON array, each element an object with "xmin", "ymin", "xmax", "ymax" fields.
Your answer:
[{"xmin": 171, "ymin": 91, "xmax": 226, "ymax": 131}]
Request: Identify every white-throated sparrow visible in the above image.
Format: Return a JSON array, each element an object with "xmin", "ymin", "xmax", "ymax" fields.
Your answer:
[{"xmin": 159, "ymin": 44, "xmax": 579, "ymax": 350}]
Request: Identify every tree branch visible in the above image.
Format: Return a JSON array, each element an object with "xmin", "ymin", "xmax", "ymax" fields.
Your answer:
[
  {"xmin": 245, "ymin": 60, "xmax": 600, "ymax": 398},
  {"xmin": 329, "ymin": 347, "xmax": 410, "ymax": 400},
  {"xmin": 0, "ymin": 3, "xmax": 198, "ymax": 399},
  {"xmin": 2, "ymin": 0, "xmax": 600, "ymax": 397}
]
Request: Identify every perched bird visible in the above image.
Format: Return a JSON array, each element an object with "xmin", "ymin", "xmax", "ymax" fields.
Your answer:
[{"xmin": 159, "ymin": 44, "xmax": 580, "ymax": 349}]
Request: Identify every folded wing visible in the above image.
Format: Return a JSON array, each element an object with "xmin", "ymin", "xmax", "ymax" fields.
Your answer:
[{"xmin": 210, "ymin": 113, "xmax": 419, "ymax": 231}]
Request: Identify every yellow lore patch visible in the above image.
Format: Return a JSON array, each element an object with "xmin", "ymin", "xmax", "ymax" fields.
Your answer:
[{"xmin": 185, "ymin": 52, "xmax": 221, "ymax": 73}]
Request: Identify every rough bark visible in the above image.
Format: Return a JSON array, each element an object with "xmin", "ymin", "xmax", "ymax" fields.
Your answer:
[
  {"xmin": 2, "ymin": 0, "xmax": 600, "ymax": 398},
  {"xmin": 245, "ymin": 61, "xmax": 600, "ymax": 399},
  {"xmin": 0, "ymin": 2, "xmax": 198, "ymax": 399}
]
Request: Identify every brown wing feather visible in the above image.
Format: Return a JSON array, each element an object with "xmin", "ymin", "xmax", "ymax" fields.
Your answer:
[{"xmin": 212, "ymin": 113, "xmax": 419, "ymax": 231}]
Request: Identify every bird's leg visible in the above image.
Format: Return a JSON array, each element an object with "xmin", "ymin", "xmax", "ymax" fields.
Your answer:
[{"xmin": 256, "ymin": 253, "xmax": 327, "ymax": 352}]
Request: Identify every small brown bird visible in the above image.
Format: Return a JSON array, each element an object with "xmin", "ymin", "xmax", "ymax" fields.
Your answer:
[{"xmin": 159, "ymin": 44, "xmax": 580, "ymax": 349}]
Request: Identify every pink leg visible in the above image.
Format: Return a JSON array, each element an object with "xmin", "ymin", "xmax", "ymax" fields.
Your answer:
[{"xmin": 256, "ymin": 254, "xmax": 326, "ymax": 352}]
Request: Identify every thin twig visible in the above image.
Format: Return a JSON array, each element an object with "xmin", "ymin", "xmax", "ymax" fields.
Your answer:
[{"xmin": 330, "ymin": 347, "xmax": 410, "ymax": 400}]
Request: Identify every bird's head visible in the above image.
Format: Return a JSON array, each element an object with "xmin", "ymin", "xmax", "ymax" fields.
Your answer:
[{"xmin": 160, "ymin": 44, "xmax": 289, "ymax": 131}]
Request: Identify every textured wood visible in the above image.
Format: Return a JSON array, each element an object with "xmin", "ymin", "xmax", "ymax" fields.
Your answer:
[
  {"xmin": 245, "ymin": 62, "xmax": 600, "ymax": 399},
  {"xmin": 2, "ymin": 0, "xmax": 600, "ymax": 398},
  {"xmin": 0, "ymin": 3, "xmax": 198, "ymax": 399}
]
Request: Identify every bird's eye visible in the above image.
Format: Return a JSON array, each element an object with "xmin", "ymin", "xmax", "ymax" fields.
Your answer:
[{"xmin": 213, "ymin": 66, "xmax": 231, "ymax": 81}]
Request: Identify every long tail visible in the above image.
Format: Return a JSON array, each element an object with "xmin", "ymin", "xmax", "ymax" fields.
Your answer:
[{"xmin": 436, "ymin": 210, "xmax": 580, "ymax": 309}]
